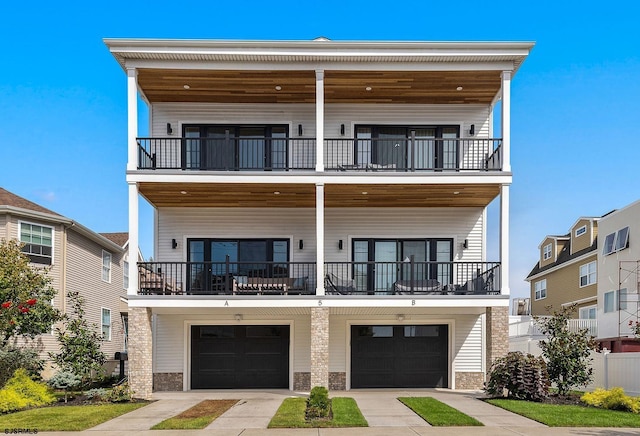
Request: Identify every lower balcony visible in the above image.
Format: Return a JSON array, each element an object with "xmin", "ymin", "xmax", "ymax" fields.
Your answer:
[{"xmin": 137, "ymin": 260, "xmax": 501, "ymax": 297}]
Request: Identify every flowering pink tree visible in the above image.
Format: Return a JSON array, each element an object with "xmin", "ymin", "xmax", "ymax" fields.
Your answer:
[{"xmin": 0, "ymin": 239, "xmax": 61, "ymax": 347}]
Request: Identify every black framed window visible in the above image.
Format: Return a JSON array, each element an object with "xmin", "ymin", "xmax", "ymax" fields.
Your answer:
[
  {"xmin": 355, "ymin": 125, "xmax": 459, "ymax": 170},
  {"xmin": 183, "ymin": 124, "xmax": 288, "ymax": 170}
]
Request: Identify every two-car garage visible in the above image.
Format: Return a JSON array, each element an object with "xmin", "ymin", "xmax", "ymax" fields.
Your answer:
[{"xmin": 190, "ymin": 323, "xmax": 448, "ymax": 389}]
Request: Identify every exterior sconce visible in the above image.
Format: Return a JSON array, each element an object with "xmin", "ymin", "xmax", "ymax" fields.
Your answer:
[
  {"xmin": 299, "ymin": 240, "xmax": 304, "ymax": 250},
  {"xmin": 171, "ymin": 239, "xmax": 178, "ymax": 249},
  {"xmin": 167, "ymin": 123, "xmax": 173, "ymax": 135},
  {"xmin": 463, "ymin": 239, "xmax": 468, "ymax": 249},
  {"xmin": 469, "ymin": 124, "xmax": 475, "ymax": 136},
  {"xmin": 338, "ymin": 240, "xmax": 343, "ymax": 250},
  {"xmin": 234, "ymin": 314, "xmax": 243, "ymax": 321},
  {"xmin": 340, "ymin": 124, "xmax": 345, "ymax": 135},
  {"xmin": 396, "ymin": 314, "xmax": 405, "ymax": 322},
  {"xmin": 298, "ymin": 124, "xmax": 303, "ymax": 136}
]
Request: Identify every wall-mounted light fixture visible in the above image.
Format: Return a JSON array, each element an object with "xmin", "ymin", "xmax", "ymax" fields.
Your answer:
[
  {"xmin": 234, "ymin": 314, "xmax": 243, "ymax": 321},
  {"xmin": 338, "ymin": 240, "xmax": 343, "ymax": 250},
  {"xmin": 469, "ymin": 124, "xmax": 475, "ymax": 136},
  {"xmin": 171, "ymin": 239, "xmax": 178, "ymax": 249},
  {"xmin": 340, "ymin": 124, "xmax": 345, "ymax": 136},
  {"xmin": 299, "ymin": 240, "xmax": 304, "ymax": 250},
  {"xmin": 463, "ymin": 239, "xmax": 468, "ymax": 249},
  {"xmin": 396, "ymin": 314, "xmax": 405, "ymax": 322},
  {"xmin": 167, "ymin": 123, "xmax": 173, "ymax": 135},
  {"xmin": 298, "ymin": 124, "xmax": 303, "ymax": 136}
]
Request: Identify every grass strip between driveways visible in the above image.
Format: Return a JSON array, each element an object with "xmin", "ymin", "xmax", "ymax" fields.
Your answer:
[
  {"xmin": 151, "ymin": 399, "xmax": 238, "ymax": 430},
  {"xmin": 398, "ymin": 397, "xmax": 483, "ymax": 426},
  {"xmin": 268, "ymin": 397, "xmax": 368, "ymax": 428},
  {"xmin": 487, "ymin": 399, "xmax": 640, "ymax": 427},
  {"xmin": 0, "ymin": 402, "xmax": 149, "ymax": 431}
]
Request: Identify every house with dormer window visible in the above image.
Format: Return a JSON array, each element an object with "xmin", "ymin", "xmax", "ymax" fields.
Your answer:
[{"xmin": 105, "ymin": 38, "xmax": 533, "ymax": 397}]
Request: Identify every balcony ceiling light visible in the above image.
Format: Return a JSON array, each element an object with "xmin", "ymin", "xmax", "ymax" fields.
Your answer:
[
  {"xmin": 273, "ymin": 191, "xmax": 280, "ymax": 195},
  {"xmin": 453, "ymin": 191, "xmax": 460, "ymax": 195},
  {"xmin": 180, "ymin": 190, "xmax": 188, "ymax": 195},
  {"xmin": 456, "ymin": 86, "xmax": 463, "ymax": 91},
  {"xmin": 362, "ymin": 191, "xmax": 368, "ymax": 195},
  {"xmin": 183, "ymin": 84, "xmax": 190, "ymax": 89},
  {"xmin": 365, "ymin": 86, "xmax": 372, "ymax": 91},
  {"xmin": 275, "ymin": 85, "xmax": 282, "ymax": 91}
]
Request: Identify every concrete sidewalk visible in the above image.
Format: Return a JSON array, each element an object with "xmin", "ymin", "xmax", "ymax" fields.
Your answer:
[{"xmin": 33, "ymin": 389, "xmax": 640, "ymax": 435}]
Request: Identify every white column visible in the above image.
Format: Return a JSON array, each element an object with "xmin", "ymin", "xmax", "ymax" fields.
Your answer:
[
  {"xmin": 501, "ymin": 71, "xmax": 512, "ymax": 172},
  {"xmin": 316, "ymin": 183, "xmax": 325, "ymax": 295},
  {"xmin": 128, "ymin": 182, "xmax": 139, "ymax": 296},
  {"xmin": 315, "ymin": 69, "xmax": 325, "ymax": 172},
  {"xmin": 500, "ymin": 184, "xmax": 510, "ymax": 296},
  {"xmin": 127, "ymin": 68, "xmax": 138, "ymax": 172}
]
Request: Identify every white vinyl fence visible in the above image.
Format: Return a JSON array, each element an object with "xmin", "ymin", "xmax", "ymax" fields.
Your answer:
[{"xmin": 586, "ymin": 351, "xmax": 640, "ymax": 396}]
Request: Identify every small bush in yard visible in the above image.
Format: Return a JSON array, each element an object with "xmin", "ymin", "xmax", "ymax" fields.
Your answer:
[
  {"xmin": 85, "ymin": 388, "xmax": 109, "ymax": 402},
  {"xmin": 106, "ymin": 382, "xmax": 133, "ymax": 402},
  {"xmin": 48, "ymin": 371, "xmax": 81, "ymax": 403},
  {"xmin": 581, "ymin": 388, "xmax": 640, "ymax": 413},
  {"xmin": 0, "ymin": 346, "xmax": 44, "ymax": 387},
  {"xmin": 0, "ymin": 368, "xmax": 55, "ymax": 413},
  {"xmin": 306, "ymin": 386, "xmax": 330, "ymax": 419},
  {"xmin": 485, "ymin": 351, "xmax": 550, "ymax": 401}
]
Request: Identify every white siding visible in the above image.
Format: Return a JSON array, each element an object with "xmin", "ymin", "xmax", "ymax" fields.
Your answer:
[
  {"xmin": 157, "ymin": 207, "xmax": 484, "ymax": 264},
  {"xmin": 154, "ymin": 315, "xmax": 184, "ymax": 372},
  {"xmin": 453, "ymin": 314, "xmax": 484, "ymax": 372}
]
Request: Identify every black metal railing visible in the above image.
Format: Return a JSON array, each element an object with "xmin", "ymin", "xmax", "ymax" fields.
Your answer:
[
  {"xmin": 138, "ymin": 261, "xmax": 316, "ymax": 295},
  {"xmin": 325, "ymin": 137, "xmax": 502, "ymax": 171},
  {"xmin": 137, "ymin": 136, "xmax": 502, "ymax": 172},
  {"xmin": 138, "ymin": 260, "xmax": 500, "ymax": 296},
  {"xmin": 324, "ymin": 260, "xmax": 501, "ymax": 295}
]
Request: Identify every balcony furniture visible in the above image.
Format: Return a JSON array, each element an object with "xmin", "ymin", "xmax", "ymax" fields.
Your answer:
[
  {"xmin": 325, "ymin": 273, "xmax": 357, "ymax": 295},
  {"xmin": 139, "ymin": 268, "xmax": 181, "ymax": 295},
  {"xmin": 448, "ymin": 272, "xmax": 497, "ymax": 295},
  {"xmin": 393, "ymin": 279, "xmax": 443, "ymax": 295},
  {"xmin": 234, "ymin": 276, "xmax": 309, "ymax": 295}
]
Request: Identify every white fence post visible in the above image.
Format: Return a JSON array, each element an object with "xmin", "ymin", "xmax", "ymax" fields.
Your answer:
[{"xmin": 602, "ymin": 348, "xmax": 610, "ymax": 390}]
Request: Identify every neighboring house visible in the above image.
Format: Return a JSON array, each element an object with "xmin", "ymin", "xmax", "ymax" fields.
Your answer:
[
  {"xmin": 0, "ymin": 188, "xmax": 129, "ymax": 374},
  {"xmin": 106, "ymin": 38, "xmax": 533, "ymax": 397},
  {"xmin": 526, "ymin": 217, "xmax": 599, "ymax": 318},
  {"xmin": 596, "ymin": 199, "xmax": 640, "ymax": 352}
]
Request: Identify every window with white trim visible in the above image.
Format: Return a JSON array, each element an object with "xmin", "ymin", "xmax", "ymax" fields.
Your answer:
[
  {"xmin": 19, "ymin": 222, "xmax": 53, "ymax": 265},
  {"xmin": 603, "ymin": 227, "xmax": 630, "ymax": 255},
  {"xmin": 101, "ymin": 308, "xmax": 111, "ymax": 340},
  {"xmin": 102, "ymin": 250, "xmax": 111, "ymax": 283},
  {"xmin": 579, "ymin": 305, "xmax": 596, "ymax": 319},
  {"xmin": 534, "ymin": 279, "xmax": 547, "ymax": 300},
  {"xmin": 543, "ymin": 243, "xmax": 552, "ymax": 261},
  {"xmin": 123, "ymin": 260, "xmax": 129, "ymax": 289},
  {"xmin": 575, "ymin": 225, "xmax": 587, "ymax": 237},
  {"xmin": 579, "ymin": 261, "xmax": 597, "ymax": 287}
]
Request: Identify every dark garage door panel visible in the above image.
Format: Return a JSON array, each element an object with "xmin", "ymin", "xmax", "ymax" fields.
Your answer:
[
  {"xmin": 351, "ymin": 324, "xmax": 448, "ymax": 388},
  {"xmin": 191, "ymin": 325, "xmax": 289, "ymax": 389}
]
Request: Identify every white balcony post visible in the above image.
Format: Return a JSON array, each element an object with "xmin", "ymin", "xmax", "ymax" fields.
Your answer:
[
  {"xmin": 501, "ymin": 71, "xmax": 512, "ymax": 172},
  {"xmin": 127, "ymin": 68, "xmax": 139, "ymax": 172},
  {"xmin": 500, "ymin": 184, "xmax": 510, "ymax": 296},
  {"xmin": 315, "ymin": 69, "xmax": 325, "ymax": 172},
  {"xmin": 316, "ymin": 183, "xmax": 325, "ymax": 295},
  {"xmin": 128, "ymin": 182, "xmax": 139, "ymax": 296}
]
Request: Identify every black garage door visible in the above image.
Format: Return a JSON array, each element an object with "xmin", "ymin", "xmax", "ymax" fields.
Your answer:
[
  {"xmin": 191, "ymin": 325, "xmax": 289, "ymax": 389},
  {"xmin": 351, "ymin": 324, "xmax": 448, "ymax": 388}
]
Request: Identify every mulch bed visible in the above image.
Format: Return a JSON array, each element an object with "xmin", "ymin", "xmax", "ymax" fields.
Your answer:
[{"xmin": 174, "ymin": 400, "xmax": 238, "ymax": 419}]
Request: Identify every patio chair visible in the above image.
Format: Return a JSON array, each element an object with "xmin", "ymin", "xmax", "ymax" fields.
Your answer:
[
  {"xmin": 325, "ymin": 273, "xmax": 357, "ymax": 295},
  {"xmin": 393, "ymin": 279, "xmax": 442, "ymax": 295}
]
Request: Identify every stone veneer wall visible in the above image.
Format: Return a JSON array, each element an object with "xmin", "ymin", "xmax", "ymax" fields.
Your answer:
[
  {"xmin": 455, "ymin": 372, "xmax": 484, "ymax": 390},
  {"xmin": 153, "ymin": 373, "xmax": 183, "ymax": 391},
  {"xmin": 294, "ymin": 372, "xmax": 311, "ymax": 391},
  {"xmin": 128, "ymin": 307, "xmax": 153, "ymax": 399},
  {"xmin": 486, "ymin": 306, "xmax": 509, "ymax": 372},
  {"xmin": 329, "ymin": 372, "xmax": 346, "ymax": 390},
  {"xmin": 310, "ymin": 307, "xmax": 329, "ymax": 388}
]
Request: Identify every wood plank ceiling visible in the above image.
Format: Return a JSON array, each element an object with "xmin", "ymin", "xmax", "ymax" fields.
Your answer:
[
  {"xmin": 138, "ymin": 182, "xmax": 499, "ymax": 208},
  {"xmin": 136, "ymin": 69, "xmax": 502, "ymax": 104}
]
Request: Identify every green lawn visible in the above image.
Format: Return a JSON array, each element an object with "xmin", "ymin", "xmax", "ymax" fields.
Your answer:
[
  {"xmin": 488, "ymin": 399, "xmax": 640, "ymax": 427},
  {"xmin": 398, "ymin": 397, "xmax": 483, "ymax": 426},
  {"xmin": 268, "ymin": 397, "xmax": 368, "ymax": 428},
  {"xmin": 0, "ymin": 403, "xmax": 149, "ymax": 431},
  {"xmin": 151, "ymin": 399, "xmax": 238, "ymax": 430}
]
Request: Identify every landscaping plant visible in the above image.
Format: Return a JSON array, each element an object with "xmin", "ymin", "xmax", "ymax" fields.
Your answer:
[
  {"xmin": 535, "ymin": 304, "xmax": 598, "ymax": 396},
  {"xmin": 0, "ymin": 346, "xmax": 44, "ymax": 387},
  {"xmin": 485, "ymin": 351, "xmax": 549, "ymax": 401},
  {"xmin": 0, "ymin": 368, "xmax": 55, "ymax": 413},
  {"xmin": 48, "ymin": 371, "xmax": 81, "ymax": 403},
  {"xmin": 581, "ymin": 388, "xmax": 640, "ymax": 413},
  {"xmin": 306, "ymin": 386, "xmax": 330, "ymax": 419}
]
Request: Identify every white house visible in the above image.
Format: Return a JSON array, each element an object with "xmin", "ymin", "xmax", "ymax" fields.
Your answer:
[{"xmin": 105, "ymin": 38, "xmax": 533, "ymax": 398}]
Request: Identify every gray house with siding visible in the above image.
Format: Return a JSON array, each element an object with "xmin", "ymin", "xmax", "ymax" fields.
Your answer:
[
  {"xmin": 0, "ymin": 187, "xmax": 129, "ymax": 375},
  {"xmin": 106, "ymin": 38, "xmax": 533, "ymax": 397}
]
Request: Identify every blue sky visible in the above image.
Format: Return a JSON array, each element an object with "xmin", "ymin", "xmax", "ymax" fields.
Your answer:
[{"xmin": 1, "ymin": 1, "xmax": 639, "ymax": 299}]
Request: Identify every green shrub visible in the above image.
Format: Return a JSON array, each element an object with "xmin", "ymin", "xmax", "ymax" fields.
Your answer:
[
  {"xmin": 581, "ymin": 387, "xmax": 640, "ymax": 413},
  {"xmin": 306, "ymin": 386, "xmax": 330, "ymax": 419},
  {"xmin": 0, "ymin": 388, "xmax": 28, "ymax": 413},
  {"xmin": 0, "ymin": 347, "xmax": 44, "ymax": 387},
  {"xmin": 106, "ymin": 382, "xmax": 133, "ymax": 403},
  {"xmin": 485, "ymin": 351, "xmax": 550, "ymax": 402},
  {"xmin": 4, "ymin": 368, "xmax": 55, "ymax": 407},
  {"xmin": 85, "ymin": 387, "xmax": 108, "ymax": 402},
  {"xmin": 48, "ymin": 371, "xmax": 81, "ymax": 403}
]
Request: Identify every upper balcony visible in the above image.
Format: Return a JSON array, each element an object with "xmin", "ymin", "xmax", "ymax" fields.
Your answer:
[{"xmin": 137, "ymin": 136, "xmax": 503, "ymax": 172}]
